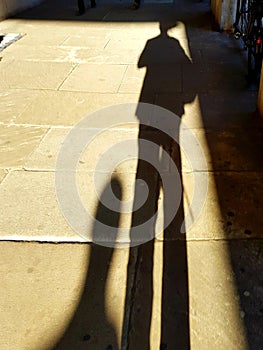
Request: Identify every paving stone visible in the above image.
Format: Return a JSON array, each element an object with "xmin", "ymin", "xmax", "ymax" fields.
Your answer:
[
  {"xmin": 0, "ymin": 60, "xmax": 75, "ymax": 90},
  {"xmin": 191, "ymin": 171, "xmax": 263, "ymax": 240},
  {"xmin": 14, "ymin": 33, "xmax": 70, "ymax": 46},
  {"xmin": 179, "ymin": 127, "xmax": 263, "ymax": 172},
  {"xmin": 187, "ymin": 239, "xmax": 262, "ymax": 350},
  {"xmin": 60, "ymin": 63, "xmax": 127, "ymax": 93},
  {"xmin": 125, "ymin": 239, "xmax": 261, "ymax": 350},
  {"xmin": 73, "ymin": 47, "xmax": 141, "ymax": 64},
  {"xmin": 0, "ymin": 124, "xmax": 48, "ymax": 168},
  {"xmin": 61, "ymin": 34, "xmax": 110, "ymax": 49},
  {"xmin": 158, "ymin": 90, "xmax": 258, "ymax": 130},
  {"xmin": 2, "ymin": 44, "xmax": 79, "ymax": 62},
  {"xmin": 105, "ymin": 37, "xmax": 149, "ymax": 52},
  {"xmin": 0, "ymin": 169, "xmax": 8, "ymax": 183},
  {"xmin": 121, "ymin": 64, "xmax": 182, "ymax": 94},
  {"xmin": 0, "ymin": 171, "xmax": 77, "ymax": 241},
  {"xmin": 0, "ymin": 241, "xmax": 129, "ymax": 350},
  {"xmin": 0, "ymin": 238, "xmax": 261, "ymax": 350},
  {"xmin": 227, "ymin": 239, "xmax": 263, "ymax": 349},
  {"xmin": 0, "ymin": 19, "xmax": 83, "ymax": 35},
  {"xmin": 16, "ymin": 90, "xmax": 140, "ymax": 126},
  {"xmin": 24, "ymin": 128, "xmax": 70, "ymax": 170},
  {"xmin": 0, "ymin": 56, "xmax": 13, "ymax": 72},
  {"xmin": 0, "ymin": 89, "xmax": 39, "ymax": 124},
  {"xmin": 0, "ymin": 170, "xmax": 144, "ymax": 243},
  {"xmin": 155, "ymin": 171, "xmax": 263, "ymax": 241},
  {"xmin": 0, "ymin": 170, "xmax": 258, "ymax": 242},
  {"xmin": 0, "ymin": 18, "xmax": 31, "ymax": 33},
  {"xmin": 106, "ymin": 23, "xmax": 159, "ymax": 39},
  {"xmin": 25, "ymin": 127, "xmax": 140, "ymax": 172},
  {"xmin": 119, "ymin": 65, "xmax": 147, "ymax": 94}
]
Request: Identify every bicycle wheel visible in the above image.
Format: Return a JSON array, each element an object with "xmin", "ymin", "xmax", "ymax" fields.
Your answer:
[
  {"xmin": 247, "ymin": 16, "xmax": 263, "ymax": 82},
  {"xmin": 234, "ymin": 0, "xmax": 250, "ymax": 41}
]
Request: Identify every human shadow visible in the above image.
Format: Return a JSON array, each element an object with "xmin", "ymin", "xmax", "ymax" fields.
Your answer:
[
  {"xmin": 123, "ymin": 21, "xmax": 197, "ymax": 350},
  {"xmin": 53, "ymin": 177, "xmax": 122, "ymax": 350}
]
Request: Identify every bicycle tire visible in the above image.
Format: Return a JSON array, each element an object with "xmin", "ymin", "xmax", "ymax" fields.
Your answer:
[
  {"xmin": 247, "ymin": 16, "xmax": 263, "ymax": 82},
  {"xmin": 234, "ymin": 0, "xmax": 250, "ymax": 41}
]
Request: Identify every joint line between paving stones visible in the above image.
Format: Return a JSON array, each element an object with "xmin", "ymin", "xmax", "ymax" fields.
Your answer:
[
  {"xmin": 117, "ymin": 64, "xmax": 129, "ymax": 94},
  {"xmin": 57, "ymin": 63, "xmax": 79, "ymax": 91},
  {"xmin": 0, "ymin": 238, "xmax": 262, "ymax": 244},
  {"xmin": 0, "ymin": 171, "xmax": 9, "ymax": 184},
  {"xmin": 2, "ymin": 167, "xmax": 263, "ymax": 175},
  {"xmin": 3, "ymin": 119, "xmax": 261, "ymax": 133},
  {"xmin": 27, "ymin": 127, "xmax": 51, "ymax": 159},
  {"xmin": 58, "ymin": 35, "xmax": 71, "ymax": 47},
  {"xmin": 103, "ymin": 38, "xmax": 111, "ymax": 49},
  {"xmin": 1, "ymin": 87, "xmax": 72, "ymax": 93}
]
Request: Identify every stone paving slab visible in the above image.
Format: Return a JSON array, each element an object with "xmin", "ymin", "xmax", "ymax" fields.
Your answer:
[
  {"xmin": 0, "ymin": 170, "xmax": 142, "ymax": 242},
  {"xmin": 2, "ymin": 44, "xmax": 142, "ymax": 64},
  {"xmin": 188, "ymin": 239, "xmax": 263, "ymax": 350},
  {"xmin": 2, "ymin": 239, "xmax": 260, "ymax": 350},
  {"xmin": 0, "ymin": 171, "xmax": 80, "ymax": 241},
  {"xmin": 14, "ymin": 32, "xmax": 70, "ymax": 46},
  {"xmin": 0, "ymin": 169, "xmax": 8, "ymax": 183},
  {"xmin": 2, "ymin": 44, "xmax": 80, "ymax": 62},
  {"xmin": 0, "ymin": 89, "xmax": 40, "ymax": 124},
  {"xmin": 105, "ymin": 37, "xmax": 151, "ymax": 52},
  {"xmin": 15, "ymin": 91, "xmax": 140, "ymax": 126},
  {"xmin": 25, "ymin": 127, "xmax": 141, "ymax": 172},
  {"xmin": 0, "ymin": 171, "xmax": 74, "ymax": 239},
  {"xmin": 127, "ymin": 239, "xmax": 260, "ymax": 350},
  {"xmin": 180, "ymin": 127, "xmax": 263, "ymax": 172},
  {"xmin": 60, "ymin": 63, "xmax": 127, "ymax": 93},
  {"xmin": 0, "ymin": 124, "xmax": 48, "ymax": 168},
  {"xmin": 24, "ymin": 128, "xmax": 69, "ymax": 170},
  {"xmin": 76, "ymin": 47, "xmax": 141, "ymax": 64},
  {"xmin": 0, "ymin": 241, "xmax": 129, "ymax": 350},
  {"xmin": 156, "ymin": 171, "xmax": 263, "ymax": 241},
  {"xmin": 1, "ymin": 88, "xmax": 257, "ymax": 130},
  {"xmin": 0, "ymin": 60, "xmax": 75, "ymax": 90},
  {"xmin": 21, "ymin": 122, "xmax": 263, "ymax": 175},
  {"xmin": 61, "ymin": 34, "xmax": 111, "ymax": 48},
  {"xmin": 118, "ymin": 64, "xmax": 147, "ymax": 93},
  {"xmin": 1, "ymin": 169, "xmax": 262, "ymax": 242}
]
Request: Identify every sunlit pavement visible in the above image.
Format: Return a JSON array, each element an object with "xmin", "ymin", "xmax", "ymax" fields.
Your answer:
[{"xmin": 0, "ymin": 0, "xmax": 262, "ymax": 349}]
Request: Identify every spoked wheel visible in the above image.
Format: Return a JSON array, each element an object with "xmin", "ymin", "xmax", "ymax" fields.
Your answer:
[
  {"xmin": 234, "ymin": 0, "xmax": 250, "ymax": 39},
  {"xmin": 247, "ymin": 18, "xmax": 263, "ymax": 83}
]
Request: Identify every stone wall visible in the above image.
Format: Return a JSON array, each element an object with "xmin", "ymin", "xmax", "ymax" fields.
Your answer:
[{"xmin": 0, "ymin": 0, "xmax": 43, "ymax": 20}]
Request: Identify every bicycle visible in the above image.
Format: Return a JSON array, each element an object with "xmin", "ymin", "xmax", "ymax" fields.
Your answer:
[{"xmin": 234, "ymin": 0, "xmax": 263, "ymax": 83}]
